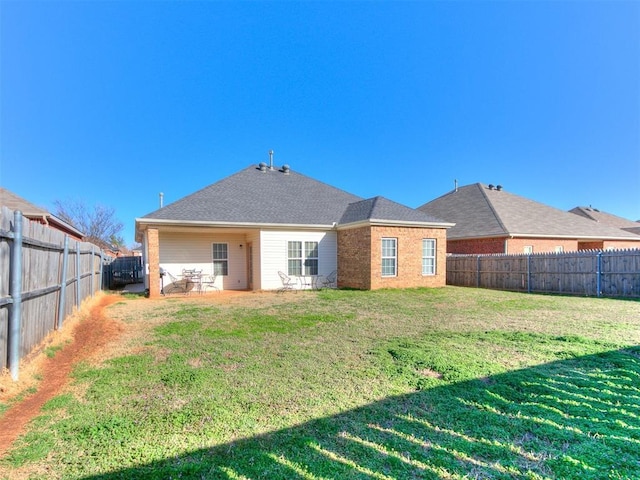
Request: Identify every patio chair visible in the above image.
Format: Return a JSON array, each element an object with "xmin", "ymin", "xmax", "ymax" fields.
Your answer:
[
  {"xmin": 278, "ymin": 271, "xmax": 297, "ymax": 293},
  {"xmin": 164, "ymin": 271, "xmax": 189, "ymax": 294},
  {"xmin": 318, "ymin": 270, "xmax": 337, "ymax": 289},
  {"xmin": 200, "ymin": 273, "xmax": 219, "ymax": 293}
]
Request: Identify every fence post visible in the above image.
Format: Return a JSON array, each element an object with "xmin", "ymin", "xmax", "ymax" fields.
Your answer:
[
  {"xmin": 76, "ymin": 241, "xmax": 81, "ymax": 308},
  {"xmin": 596, "ymin": 251, "xmax": 602, "ymax": 298},
  {"xmin": 57, "ymin": 235, "xmax": 69, "ymax": 330},
  {"xmin": 527, "ymin": 254, "xmax": 532, "ymax": 294},
  {"xmin": 9, "ymin": 210, "xmax": 23, "ymax": 381},
  {"xmin": 90, "ymin": 245, "xmax": 95, "ymax": 296},
  {"xmin": 99, "ymin": 251, "xmax": 104, "ymax": 291},
  {"xmin": 476, "ymin": 255, "xmax": 481, "ymax": 288}
]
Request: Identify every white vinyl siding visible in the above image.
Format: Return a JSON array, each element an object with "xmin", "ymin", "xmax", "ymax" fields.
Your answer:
[
  {"xmin": 422, "ymin": 239, "xmax": 436, "ymax": 275},
  {"xmin": 381, "ymin": 238, "xmax": 397, "ymax": 277},
  {"xmin": 260, "ymin": 230, "xmax": 336, "ymax": 290},
  {"xmin": 158, "ymin": 232, "xmax": 247, "ymax": 290}
]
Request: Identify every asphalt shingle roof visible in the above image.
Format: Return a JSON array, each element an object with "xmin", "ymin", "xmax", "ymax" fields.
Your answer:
[
  {"xmin": 418, "ymin": 183, "xmax": 640, "ymax": 240},
  {"xmin": 340, "ymin": 196, "xmax": 449, "ymax": 225},
  {"xmin": 141, "ymin": 165, "xmax": 449, "ymax": 228},
  {"xmin": 569, "ymin": 206, "xmax": 640, "ymax": 233}
]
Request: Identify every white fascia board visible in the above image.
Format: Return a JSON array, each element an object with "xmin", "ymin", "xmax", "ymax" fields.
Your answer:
[
  {"xmin": 135, "ymin": 218, "xmax": 334, "ymax": 231},
  {"xmin": 337, "ymin": 219, "xmax": 455, "ymax": 230}
]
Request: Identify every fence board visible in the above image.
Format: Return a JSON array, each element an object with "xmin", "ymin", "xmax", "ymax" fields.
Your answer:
[
  {"xmin": 447, "ymin": 249, "xmax": 640, "ymax": 298},
  {"xmin": 0, "ymin": 207, "xmax": 106, "ymax": 374}
]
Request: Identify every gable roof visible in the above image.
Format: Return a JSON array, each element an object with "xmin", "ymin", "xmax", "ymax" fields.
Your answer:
[
  {"xmin": 0, "ymin": 187, "xmax": 84, "ymax": 239},
  {"xmin": 137, "ymin": 165, "xmax": 451, "ymax": 234},
  {"xmin": 418, "ymin": 183, "xmax": 640, "ymax": 240},
  {"xmin": 569, "ymin": 206, "xmax": 640, "ymax": 234}
]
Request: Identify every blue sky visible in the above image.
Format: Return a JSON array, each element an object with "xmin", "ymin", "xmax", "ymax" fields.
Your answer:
[{"xmin": 1, "ymin": 1, "xmax": 639, "ymax": 246}]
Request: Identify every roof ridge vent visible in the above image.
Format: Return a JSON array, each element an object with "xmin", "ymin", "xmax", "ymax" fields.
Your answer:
[
  {"xmin": 496, "ymin": 185, "xmax": 503, "ymax": 191},
  {"xmin": 488, "ymin": 184, "xmax": 494, "ymax": 190},
  {"xmin": 281, "ymin": 164, "xmax": 290, "ymax": 174},
  {"xmin": 258, "ymin": 162, "xmax": 267, "ymax": 172}
]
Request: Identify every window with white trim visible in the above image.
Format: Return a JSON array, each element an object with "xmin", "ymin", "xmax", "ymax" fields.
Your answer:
[
  {"xmin": 381, "ymin": 238, "xmax": 397, "ymax": 276},
  {"xmin": 288, "ymin": 241, "xmax": 302, "ymax": 276},
  {"xmin": 288, "ymin": 241, "xmax": 319, "ymax": 276},
  {"xmin": 422, "ymin": 239, "xmax": 436, "ymax": 275},
  {"xmin": 554, "ymin": 246, "xmax": 564, "ymax": 253},
  {"xmin": 524, "ymin": 245, "xmax": 533, "ymax": 254},
  {"xmin": 212, "ymin": 243, "xmax": 228, "ymax": 275},
  {"xmin": 304, "ymin": 241, "xmax": 319, "ymax": 275}
]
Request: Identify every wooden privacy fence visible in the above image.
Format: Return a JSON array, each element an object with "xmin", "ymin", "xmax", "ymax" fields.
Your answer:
[
  {"xmin": 447, "ymin": 249, "xmax": 640, "ymax": 298},
  {"xmin": 0, "ymin": 207, "xmax": 106, "ymax": 380}
]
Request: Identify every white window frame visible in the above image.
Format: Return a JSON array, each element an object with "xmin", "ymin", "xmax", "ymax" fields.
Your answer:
[
  {"xmin": 422, "ymin": 238, "xmax": 436, "ymax": 275},
  {"xmin": 554, "ymin": 246, "xmax": 564, "ymax": 253},
  {"xmin": 304, "ymin": 241, "xmax": 319, "ymax": 276},
  {"xmin": 524, "ymin": 245, "xmax": 534, "ymax": 254},
  {"xmin": 212, "ymin": 242, "xmax": 229, "ymax": 276},
  {"xmin": 287, "ymin": 241, "xmax": 303, "ymax": 276},
  {"xmin": 381, "ymin": 238, "xmax": 397, "ymax": 277},
  {"xmin": 288, "ymin": 240, "xmax": 319, "ymax": 276}
]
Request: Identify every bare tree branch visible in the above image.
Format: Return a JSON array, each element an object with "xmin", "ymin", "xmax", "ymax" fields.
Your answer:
[{"xmin": 53, "ymin": 200, "xmax": 124, "ymax": 248}]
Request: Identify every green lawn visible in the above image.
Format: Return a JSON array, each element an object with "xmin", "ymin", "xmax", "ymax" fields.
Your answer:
[{"xmin": 2, "ymin": 287, "xmax": 639, "ymax": 479}]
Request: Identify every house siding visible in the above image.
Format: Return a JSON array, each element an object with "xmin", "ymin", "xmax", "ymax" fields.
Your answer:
[
  {"xmin": 337, "ymin": 226, "xmax": 372, "ymax": 289},
  {"xmin": 506, "ymin": 238, "xmax": 577, "ymax": 254},
  {"xmin": 450, "ymin": 237, "xmax": 640, "ymax": 255},
  {"xmin": 339, "ymin": 225, "xmax": 447, "ymax": 290},
  {"xmin": 259, "ymin": 230, "xmax": 337, "ymax": 290},
  {"xmin": 159, "ymin": 232, "xmax": 247, "ymax": 291},
  {"xmin": 448, "ymin": 237, "xmax": 507, "ymax": 254}
]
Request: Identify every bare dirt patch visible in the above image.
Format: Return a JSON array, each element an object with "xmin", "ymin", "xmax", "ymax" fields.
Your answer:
[{"xmin": 0, "ymin": 293, "xmax": 124, "ymax": 455}]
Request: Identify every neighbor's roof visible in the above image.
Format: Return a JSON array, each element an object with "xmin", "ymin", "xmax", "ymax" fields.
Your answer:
[
  {"xmin": 418, "ymin": 183, "xmax": 640, "ymax": 240},
  {"xmin": 0, "ymin": 187, "xmax": 84, "ymax": 238},
  {"xmin": 0, "ymin": 187, "xmax": 49, "ymax": 217},
  {"xmin": 137, "ymin": 164, "xmax": 451, "ymax": 231},
  {"xmin": 569, "ymin": 206, "xmax": 640, "ymax": 235}
]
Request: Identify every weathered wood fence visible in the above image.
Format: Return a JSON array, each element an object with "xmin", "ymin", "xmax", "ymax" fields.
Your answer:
[
  {"xmin": 447, "ymin": 249, "xmax": 640, "ymax": 298},
  {"xmin": 0, "ymin": 207, "xmax": 105, "ymax": 380}
]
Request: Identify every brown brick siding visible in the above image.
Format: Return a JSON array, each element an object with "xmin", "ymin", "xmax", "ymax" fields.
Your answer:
[
  {"xmin": 507, "ymin": 238, "xmax": 577, "ymax": 254},
  {"xmin": 338, "ymin": 225, "xmax": 447, "ymax": 290},
  {"xmin": 337, "ymin": 226, "xmax": 372, "ymax": 289},
  {"xmin": 147, "ymin": 228, "xmax": 161, "ymax": 298},
  {"xmin": 448, "ymin": 237, "xmax": 506, "ymax": 254},
  {"xmin": 450, "ymin": 236, "xmax": 640, "ymax": 255},
  {"xmin": 600, "ymin": 240, "xmax": 640, "ymax": 250}
]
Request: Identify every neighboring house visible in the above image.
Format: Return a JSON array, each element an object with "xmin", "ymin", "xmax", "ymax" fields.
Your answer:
[
  {"xmin": 417, "ymin": 183, "xmax": 640, "ymax": 255},
  {"xmin": 135, "ymin": 163, "xmax": 453, "ymax": 296},
  {"xmin": 569, "ymin": 206, "xmax": 640, "ymax": 236},
  {"xmin": 0, "ymin": 187, "xmax": 84, "ymax": 241}
]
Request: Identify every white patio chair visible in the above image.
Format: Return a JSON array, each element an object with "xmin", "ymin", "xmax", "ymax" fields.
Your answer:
[
  {"xmin": 318, "ymin": 270, "xmax": 337, "ymax": 289},
  {"xmin": 278, "ymin": 271, "xmax": 297, "ymax": 293},
  {"xmin": 164, "ymin": 271, "xmax": 189, "ymax": 294},
  {"xmin": 200, "ymin": 273, "xmax": 219, "ymax": 293}
]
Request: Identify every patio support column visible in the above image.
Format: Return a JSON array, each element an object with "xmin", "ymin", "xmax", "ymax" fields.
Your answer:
[{"xmin": 147, "ymin": 228, "xmax": 161, "ymax": 298}]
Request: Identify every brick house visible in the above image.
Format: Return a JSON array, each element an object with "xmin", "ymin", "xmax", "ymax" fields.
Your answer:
[
  {"xmin": 135, "ymin": 163, "xmax": 453, "ymax": 297},
  {"xmin": 418, "ymin": 183, "xmax": 640, "ymax": 254}
]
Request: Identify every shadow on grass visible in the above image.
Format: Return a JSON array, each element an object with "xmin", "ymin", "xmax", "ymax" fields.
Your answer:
[{"xmin": 78, "ymin": 346, "xmax": 640, "ymax": 480}]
